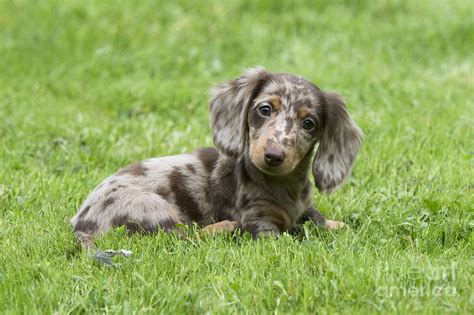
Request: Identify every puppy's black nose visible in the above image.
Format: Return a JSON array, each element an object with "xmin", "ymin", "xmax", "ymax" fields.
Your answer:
[{"xmin": 264, "ymin": 148, "xmax": 286, "ymax": 167}]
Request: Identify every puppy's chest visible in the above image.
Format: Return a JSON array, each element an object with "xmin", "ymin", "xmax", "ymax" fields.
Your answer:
[
  {"xmin": 239, "ymin": 183, "xmax": 307, "ymax": 227},
  {"xmin": 276, "ymin": 191, "xmax": 307, "ymax": 226}
]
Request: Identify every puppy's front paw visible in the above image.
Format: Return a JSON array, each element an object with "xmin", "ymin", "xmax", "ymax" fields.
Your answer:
[
  {"xmin": 324, "ymin": 220, "xmax": 346, "ymax": 230},
  {"xmin": 203, "ymin": 220, "xmax": 239, "ymax": 234}
]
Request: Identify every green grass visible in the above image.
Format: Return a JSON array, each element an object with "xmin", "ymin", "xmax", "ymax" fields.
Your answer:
[{"xmin": 0, "ymin": 0, "xmax": 473, "ymax": 313}]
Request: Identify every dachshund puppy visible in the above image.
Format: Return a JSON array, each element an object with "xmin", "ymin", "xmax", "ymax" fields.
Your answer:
[{"xmin": 71, "ymin": 67, "xmax": 362, "ymax": 248}]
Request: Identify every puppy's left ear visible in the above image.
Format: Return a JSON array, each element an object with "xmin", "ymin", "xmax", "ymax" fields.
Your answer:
[
  {"xmin": 209, "ymin": 67, "xmax": 271, "ymax": 157},
  {"xmin": 313, "ymin": 92, "xmax": 362, "ymax": 193}
]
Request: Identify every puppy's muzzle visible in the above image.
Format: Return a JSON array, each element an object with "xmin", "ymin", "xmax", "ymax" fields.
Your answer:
[{"xmin": 264, "ymin": 146, "xmax": 286, "ymax": 167}]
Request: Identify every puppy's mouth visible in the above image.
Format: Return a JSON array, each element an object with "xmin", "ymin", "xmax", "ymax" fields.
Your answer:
[{"xmin": 251, "ymin": 161, "xmax": 293, "ymax": 176}]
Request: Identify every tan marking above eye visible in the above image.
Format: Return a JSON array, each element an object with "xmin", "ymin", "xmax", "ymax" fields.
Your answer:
[
  {"xmin": 297, "ymin": 107, "xmax": 311, "ymax": 119},
  {"xmin": 270, "ymin": 96, "xmax": 281, "ymax": 111}
]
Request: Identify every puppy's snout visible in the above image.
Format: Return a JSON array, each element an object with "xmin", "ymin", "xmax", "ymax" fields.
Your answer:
[{"xmin": 264, "ymin": 147, "xmax": 286, "ymax": 167}]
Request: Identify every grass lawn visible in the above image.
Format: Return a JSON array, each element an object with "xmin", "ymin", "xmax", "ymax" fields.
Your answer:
[{"xmin": 0, "ymin": 0, "xmax": 473, "ymax": 313}]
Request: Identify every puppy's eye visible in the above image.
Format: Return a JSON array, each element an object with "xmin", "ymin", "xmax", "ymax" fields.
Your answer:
[
  {"xmin": 258, "ymin": 104, "xmax": 272, "ymax": 117},
  {"xmin": 302, "ymin": 118, "xmax": 315, "ymax": 130}
]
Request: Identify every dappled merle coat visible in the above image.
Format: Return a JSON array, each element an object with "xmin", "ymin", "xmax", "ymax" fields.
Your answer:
[{"xmin": 71, "ymin": 67, "xmax": 362, "ymax": 247}]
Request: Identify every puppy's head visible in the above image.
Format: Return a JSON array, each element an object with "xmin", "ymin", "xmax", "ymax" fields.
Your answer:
[{"xmin": 210, "ymin": 67, "xmax": 362, "ymax": 193}]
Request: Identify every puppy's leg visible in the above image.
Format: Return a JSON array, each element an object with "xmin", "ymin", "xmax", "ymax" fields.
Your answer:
[
  {"xmin": 202, "ymin": 220, "xmax": 239, "ymax": 234},
  {"xmin": 299, "ymin": 207, "xmax": 325, "ymax": 225},
  {"xmin": 239, "ymin": 210, "xmax": 286, "ymax": 239},
  {"xmin": 72, "ymin": 186, "xmax": 181, "ymax": 249},
  {"xmin": 324, "ymin": 220, "xmax": 346, "ymax": 229},
  {"xmin": 299, "ymin": 207, "xmax": 346, "ymax": 230}
]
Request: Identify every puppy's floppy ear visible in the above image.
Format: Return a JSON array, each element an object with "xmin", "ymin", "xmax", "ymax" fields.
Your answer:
[
  {"xmin": 313, "ymin": 92, "xmax": 362, "ymax": 193},
  {"xmin": 209, "ymin": 67, "xmax": 271, "ymax": 156}
]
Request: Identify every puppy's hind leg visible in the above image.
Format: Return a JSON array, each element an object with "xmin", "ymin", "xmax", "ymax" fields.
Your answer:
[
  {"xmin": 299, "ymin": 207, "xmax": 347, "ymax": 230},
  {"xmin": 71, "ymin": 211, "xmax": 101, "ymax": 251},
  {"xmin": 107, "ymin": 188, "xmax": 181, "ymax": 236},
  {"xmin": 71, "ymin": 186, "xmax": 182, "ymax": 251}
]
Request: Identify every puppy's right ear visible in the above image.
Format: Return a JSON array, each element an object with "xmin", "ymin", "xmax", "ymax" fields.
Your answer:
[{"xmin": 209, "ymin": 67, "xmax": 271, "ymax": 157}]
